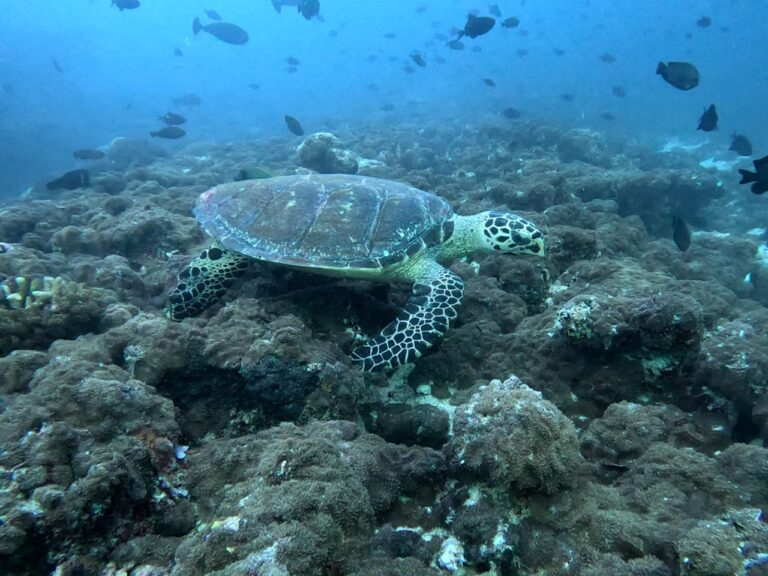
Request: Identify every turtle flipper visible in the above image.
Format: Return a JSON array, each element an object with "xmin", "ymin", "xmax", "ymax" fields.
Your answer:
[
  {"xmin": 351, "ymin": 264, "xmax": 464, "ymax": 371},
  {"xmin": 166, "ymin": 244, "xmax": 250, "ymax": 320}
]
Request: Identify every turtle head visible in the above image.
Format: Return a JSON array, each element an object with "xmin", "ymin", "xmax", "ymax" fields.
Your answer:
[{"xmin": 478, "ymin": 211, "xmax": 545, "ymax": 256}]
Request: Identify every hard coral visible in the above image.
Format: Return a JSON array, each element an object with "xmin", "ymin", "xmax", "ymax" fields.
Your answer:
[
  {"xmin": 0, "ymin": 276, "xmax": 117, "ymax": 355},
  {"xmin": 445, "ymin": 375, "xmax": 583, "ymax": 494},
  {"xmin": 297, "ymin": 132, "xmax": 360, "ymax": 174}
]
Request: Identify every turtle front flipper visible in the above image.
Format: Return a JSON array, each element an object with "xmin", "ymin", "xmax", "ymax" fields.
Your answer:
[
  {"xmin": 166, "ymin": 244, "xmax": 250, "ymax": 320},
  {"xmin": 351, "ymin": 262, "xmax": 464, "ymax": 371}
]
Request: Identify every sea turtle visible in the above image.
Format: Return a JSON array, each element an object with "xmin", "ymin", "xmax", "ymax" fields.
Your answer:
[{"xmin": 166, "ymin": 174, "xmax": 545, "ymax": 371}]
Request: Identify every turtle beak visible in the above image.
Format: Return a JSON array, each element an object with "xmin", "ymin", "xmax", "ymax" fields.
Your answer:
[{"xmin": 533, "ymin": 237, "xmax": 545, "ymax": 257}]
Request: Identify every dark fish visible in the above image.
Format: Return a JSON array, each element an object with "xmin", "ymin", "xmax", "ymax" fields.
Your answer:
[
  {"xmin": 298, "ymin": 0, "xmax": 320, "ymax": 20},
  {"xmin": 672, "ymin": 215, "xmax": 691, "ymax": 251},
  {"xmin": 554, "ymin": 48, "xmax": 565, "ymax": 56},
  {"xmin": 271, "ymin": 0, "xmax": 318, "ymax": 16},
  {"xmin": 205, "ymin": 9, "xmax": 222, "ymax": 21},
  {"xmin": 600, "ymin": 112, "xmax": 616, "ymax": 121},
  {"xmin": 447, "ymin": 39, "xmax": 465, "ymax": 50},
  {"xmin": 516, "ymin": 48, "xmax": 529, "ymax": 57},
  {"xmin": 248, "ymin": 83, "xmax": 260, "ymax": 90},
  {"xmin": 415, "ymin": 4, "xmax": 428, "ymax": 13},
  {"xmin": 612, "ymin": 85, "xmax": 626, "ymax": 97},
  {"xmin": 697, "ymin": 104, "xmax": 718, "ymax": 132},
  {"xmin": 560, "ymin": 93, "xmax": 575, "ymax": 102},
  {"xmin": 366, "ymin": 83, "xmax": 378, "ymax": 90},
  {"xmin": 384, "ymin": 32, "xmax": 397, "ymax": 39},
  {"xmin": 172, "ymin": 93, "xmax": 202, "ymax": 107},
  {"xmin": 599, "ymin": 52, "xmax": 616, "ymax": 63},
  {"xmin": 434, "ymin": 32, "xmax": 448, "ymax": 41},
  {"xmin": 729, "ymin": 133, "xmax": 752, "ymax": 156},
  {"xmin": 159, "ymin": 112, "xmax": 186, "ymax": 125},
  {"xmin": 739, "ymin": 155, "xmax": 768, "ymax": 195},
  {"xmin": 434, "ymin": 55, "xmax": 446, "ymax": 64},
  {"xmin": 696, "ymin": 16, "xmax": 712, "ymax": 28},
  {"xmin": 381, "ymin": 103, "xmax": 395, "ymax": 111},
  {"xmin": 73, "ymin": 149, "xmax": 105, "ymax": 160},
  {"xmin": 502, "ymin": 107, "xmax": 521, "ymax": 119},
  {"xmin": 501, "ymin": 16, "xmax": 520, "ymax": 28},
  {"xmin": 483, "ymin": 78, "xmax": 496, "ymax": 87},
  {"xmin": 470, "ymin": 45, "xmax": 482, "ymax": 53},
  {"xmin": 174, "ymin": 47, "xmax": 184, "ymax": 57},
  {"xmin": 284, "ymin": 114, "xmax": 304, "ymax": 136},
  {"xmin": 656, "ymin": 61, "xmax": 699, "ymax": 91},
  {"xmin": 329, "ymin": 30, "xmax": 338, "ymax": 38},
  {"xmin": 150, "ymin": 126, "xmax": 186, "ymax": 139},
  {"xmin": 488, "ymin": 4, "xmax": 502, "ymax": 17},
  {"xmin": 287, "ymin": 56, "xmax": 300, "ymax": 66},
  {"xmin": 458, "ymin": 14, "xmax": 496, "ymax": 39},
  {"xmin": 52, "ymin": 59, "xmax": 63, "ymax": 73},
  {"xmin": 192, "ymin": 17, "xmax": 249, "ymax": 45},
  {"xmin": 286, "ymin": 65, "xmax": 298, "ymax": 73},
  {"xmin": 403, "ymin": 65, "xmax": 415, "ymax": 74},
  {"xmin": 410, "ymin": 51, "xmax": 426, "ymax": 67},
  {"xmin": 112, "ymin": 0, "xmax": 140, "ymax": 10},
  {"xmin": 46, "ymin": 169, "xmax": 90, "ymax": 191},
  {"xmin": 234, "ymin": 165, "xmax": 272, "ymax": 181}
]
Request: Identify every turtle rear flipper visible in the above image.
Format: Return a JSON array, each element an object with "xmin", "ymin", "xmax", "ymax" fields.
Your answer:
[
  {"xmin": 166, "ymin": 245, "xmax": 250, "ymax": 320},
  {"xmin": 351, "ymin": 263, "xmax": 464, "ymax": 372}
]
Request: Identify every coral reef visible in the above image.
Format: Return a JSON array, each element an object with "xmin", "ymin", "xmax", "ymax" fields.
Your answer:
[{"xmin": 2, "ymin": 119, "xmax": 768, "ymax": 575}]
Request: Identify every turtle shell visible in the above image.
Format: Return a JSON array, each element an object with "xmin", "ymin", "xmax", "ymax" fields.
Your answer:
[{"xmin": 194, "ymin": 173, "xmax": 455, "ymax": 271}]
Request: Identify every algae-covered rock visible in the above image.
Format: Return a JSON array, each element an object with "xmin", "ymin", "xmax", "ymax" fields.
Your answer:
[{"xmin": 173, "ymin": 420, "xmax": 445, "ymax": 576}]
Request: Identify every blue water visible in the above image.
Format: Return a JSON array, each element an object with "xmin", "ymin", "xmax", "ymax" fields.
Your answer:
[{"xmin": 0, "ymin": 0, "xmax": 765, "ymax": 197}]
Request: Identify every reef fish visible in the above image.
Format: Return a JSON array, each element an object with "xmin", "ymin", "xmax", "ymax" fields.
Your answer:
[
  {"xmin": 447, "ymin": 39, "xmax": 465, "ymax": 50},
  {"xmin": 739, "ymin": 155, "xmax": 768, "ymax": 195},
  {"xmin": 502, "ymin": 107, "xmax": 521, "ymax": 119},
  {"xmin": 151, "ymin": 126, "xmax": 186, "ymax": 139},
  {"xmin": 729, "ymin": 134, "xmax": 752, "ymax": 156},
  {"xmin": 73, "ymin": 149, "xmax": 105, "ymax": 160},
  {"xmin": 672, "ymin": 215, "xmax": 691, "ymax": 251},
  {"xmin": 501, "ymin": 16, "xmax": 520, "ymax": 28},
  {"xmin": 458, "ymin": 14, "xmax": 496, "ymax": 39},
  {"xmin": 159, "ymin": 112, "xmax": 186, "ymax": 125},
  {"xmin": 410, "ymin": 51, "xmax": 426, "ymax": 67},
  {"xmin": 298, "ymin": 0, "xmax": 320, "ymax": 19},
  {"xmin": 172, "ymin": 93, "xmax": 202, "ymax": 107},
  {"xmin": 112, "ymin": 0, "xmax": 140, "ymax": 10},
  {"xmin": 205, "ymin": 9, "xmax": 222, "ymax": 21},
  {"xmin": 656, "ymin": 61, "xmax": 699, "ymax": 91},
  {"xmin": 697, "ymin": 104, "xmax": 718, "ymax": 132},
  {"xmin": 193, "ymin": 17, "xmax": 249, "ymax": 45},
  {"xmin": 284, "ymin": 114, "xmax": 304, "ymax": 136},
  {"xmin": 696, "ymin": 16, "xmax": 712, "ymax": 28},
  {"xmin": 272, "ymin": 0, "xmax": 320, "ymax": 19},
  {"xmin": 46, "ymin": 169, "xmax": 90, "ymax": 191}
]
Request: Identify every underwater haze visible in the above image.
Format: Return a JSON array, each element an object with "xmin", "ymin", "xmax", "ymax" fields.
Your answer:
[
  {"xmin": 1, "ymin": 0, "xmax": 767, "ymax": 195},
  {"xmin": 5, "ymin": 1, "xmax": 768, "ymax": 575}
]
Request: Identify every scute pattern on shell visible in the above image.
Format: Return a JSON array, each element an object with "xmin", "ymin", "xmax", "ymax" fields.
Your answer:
[{"xmin": 194, "ymin": 174, "xmax": 454, "ymax": 270}]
